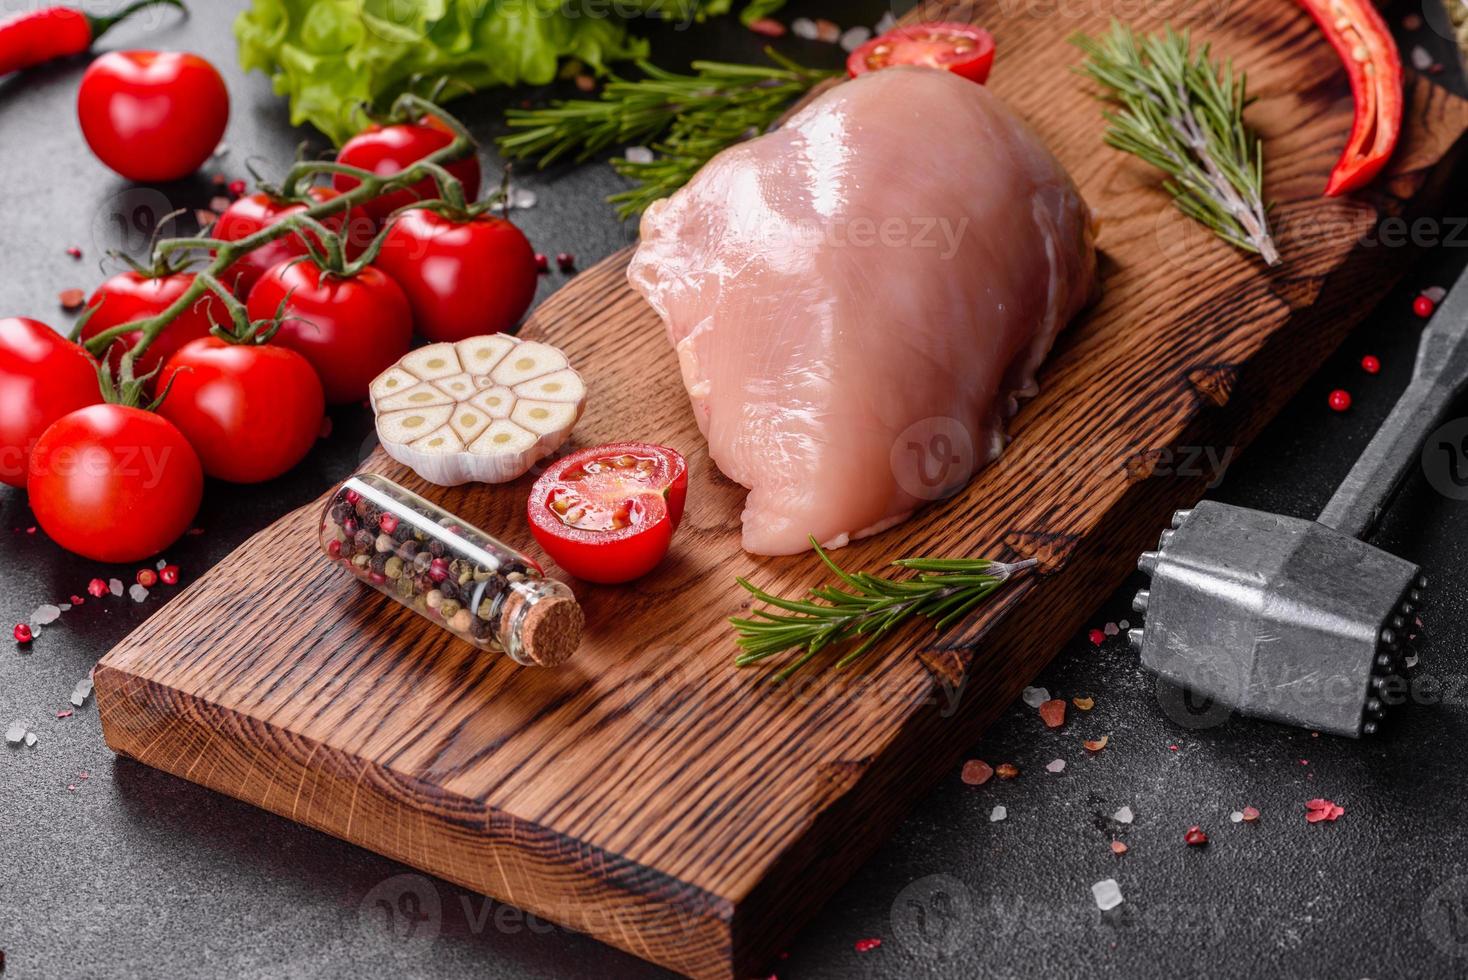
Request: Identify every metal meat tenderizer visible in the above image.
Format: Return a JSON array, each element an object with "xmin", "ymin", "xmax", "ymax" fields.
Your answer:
[{"xmin": 1130, "ymin": 273, "xmax": 1468, "ymax": 737}]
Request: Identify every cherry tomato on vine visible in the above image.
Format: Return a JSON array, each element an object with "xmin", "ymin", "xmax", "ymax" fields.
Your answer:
[
  {"xmin": 332, "ymin": 117, "xmax": 481, "ymax": 225},
  {"xmin": 527, "ymin": 443, "xmax": 687, "ymax": 584},
  {"xmin": 28, "ymin": 404, "xmax": 203, "ymax": 563},
  {"xmin": 81, "ymin": 270, "xmax": 228, "ymax": 379},
  {"xmin": 212, "ymin": 187, "xmax": 367, "ymax": 298},
  {"xmin": 847, "ymin": 23, "xmax": 996, "ymax": 84},
  {"xmin": 375, "ymin": 208, "xmax": 538, "ymax": 342},
  {"xmin": 77, "ymin": 51, "xmax": 229, "ymax": 182},
  {"xmin": 246, "ymin": 258, "xmax": 412, "ymax": 405},
  {"xmin": 0, "ymin": 317, "xmax": 100, "ymax": 487},
  {"xmin": 156, "ymin": 337, "xmax": 324, "ymax": 484}
]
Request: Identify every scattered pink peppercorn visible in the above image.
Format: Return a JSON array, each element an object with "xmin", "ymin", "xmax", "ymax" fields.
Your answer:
[
  {"xmin": 379, "ymin": 513, "xmax": 399, "ymax": 534},
  {"xmin": 556, "ymin": 252, "xmax": 575, "ymax": 272},
  {"xmin": 1328, "ymin": 389, "xmax": 1352, "ymax": 412},
  {"xmin": 14, "ymin": 623, "xmax": 34, "ymax": 644},
  {"xmin": 136, "ymin": 568, "xmax": 158, "ymax": 588},
  {"xmin": 1360, "ymin": 355, "xmax": 1381, "ymax": 374},
  {"xmin": 327, "ymin": 540, "xmax": 343, "ymax": 558},
  {"xmin": 70, "ymin": 595, "xmax": 85, "ymax": 606},
  {"xmin": 159, "ymin": 565, "xmax": 180, "ymax": 585},
  {"xmin": 428, "ymin": 558, "xmax": 450, "ymax": 583},
  {"xmin": 854, "ymin": 938, "xmax": 882, "ymax": 953},
  {"xmin": 228, "ymin": 178, "xmax": 246, "ymax": 196},
  {"xmin": 1184, "ymin": 826, "xmax": 1208, "ymax": 846},
  {"xmin": 747, "ymin": 16, "xmax": 786, "ymax": 37},
  {"xmin": 534, "ymin": 252, "xmax": 549, "ymax": 274},
  {"xmin": 345, "ymin": 488, "xmax": 361, "ymax": 505},
  {"xmin": 66, "ymin": 246, "xmax": 82, "ymax": 259},
  {"xmin": 87, "ymin": 578, "xmax": 109, "ymax": 598},
  {"xmin": 1088, "ymin": 628, "xmax": 1105, "ymax": 646},
  {"xmin": 1413, "ymin": 294, "xmax": 1436, "ymax": 318}
]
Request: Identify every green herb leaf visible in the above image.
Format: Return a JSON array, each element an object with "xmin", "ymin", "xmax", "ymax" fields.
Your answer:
[
  {"xmin": 1073, "ymin": 22, "xmax": 1279, "ymax": 265},
  {"xmin": 731, "ymin": 538, "xmax": 1036, "ymax": 681}
]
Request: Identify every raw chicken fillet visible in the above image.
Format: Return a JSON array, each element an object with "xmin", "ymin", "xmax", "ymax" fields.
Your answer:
[{"xmin": 628, "ymin": 67, "xmax": 1097, "ymax": 555}]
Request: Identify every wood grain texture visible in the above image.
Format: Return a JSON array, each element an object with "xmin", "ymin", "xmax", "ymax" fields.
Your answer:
[{"xmin": 95, "ymin": 2, "xmax": 1468, "ymax": 976}]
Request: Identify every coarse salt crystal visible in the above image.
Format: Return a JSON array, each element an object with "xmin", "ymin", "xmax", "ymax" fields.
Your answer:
[
  {"xmin": 1230, "ymin": 811, "xmax": 1244, "ymax": 823},
  {"xmin": 623, "ymin": 146, "xmax": 654, "ymax": 164},
  {"xmin": 1118, "ymin": 619, "xmax": 1129, "ymax": 630},
  {"xmin": 5, "ymin": 719, "xmax": 25, "ymax": 744},
  {"xmin": 1424, "ymin": 285, "xmax": 1447, "ymax": 302},
  {"xmin": 1092, "ymin": 878, "xmax": 1123, "ymax": 911},
  {"xmin": 1405, "ymin": 653, "xmax": 1420, "ymax": 668},
  {"xmin": 508, "ymin": 187, "xmax": 538, "ymax": 210},
  {"xmin": 875, "ymin": 11, "xmax": 897, "ymax": 33},
  {"xmin": 1103, "ymin": 622, "xmax": 1119, "ymax": 636},
  {"xmin": 24, "ymin": 731, "xmax": 36, "ymax": 747},
  {"xmin": 1410, "ymin": 45, "xmax": 1432, "ymax": 71},
  {"xmin": 108, "ymin": 578, "xmax": 124, "ymax": 597},
  {"xmin": 990, "ymin": 805, "xmax": 1007, "ymax": 822},
  {"xmin": 59, "ymin": 603, "xmax": 71, "ymax": 612},
  {"xmin": 156, "ymin": 559, "xmax": 168, "ymax": 571},
  {"xmin": 32, "ymin": 604, "xmax": 61, "ymax": 625},
  {"xmin": 839, "ymin": 26, "xmax": 871, "ymax": 52},
  {"xmin": 1021, "ymin": 685, "xmax": 1049, "ymax": 708},
  {"xmin": 1046, "ymin": 759, "xmax": 1066, "ymax": 774},
  {"xmin": 791, "ymin": 17, "xmax": 818, "ymax": 39},
  {"xmin": 129, "ymin": 584, "xmax": 149, "ymax": 602},
  {"xmin": 1113, "ymin": 805, "xmax": 1134, "ymax": 824}
]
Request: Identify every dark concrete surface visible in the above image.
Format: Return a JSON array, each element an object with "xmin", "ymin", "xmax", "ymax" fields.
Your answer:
[{"xmin": 2, "ymin": 2, "xmax": 1468, "ymax": 978}]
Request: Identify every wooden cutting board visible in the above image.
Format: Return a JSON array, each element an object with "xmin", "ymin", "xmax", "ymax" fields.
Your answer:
[{"xmin": 95, "ymin": 1, "xmax": 1468, "ymax": 976}]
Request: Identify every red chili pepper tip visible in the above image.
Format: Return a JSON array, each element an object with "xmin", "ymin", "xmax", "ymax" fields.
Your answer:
[
  {"xmin": 1328, "ymin": 389, "xmax": 1352, "ymax": 412},
  {"xmin": 1088, "ymin": 628, "xmax": 1105, "ymax": 646},
  {"xmin": 1360, "ymin": 355, "xmax": 1381, "ymax": 374},
  {"xmin": 1184, "ymin": 826, "xmax": 1208, "ymax": 846},
  {"xmin": 14, "ymin": 623, "xmax": 34, "ymax": 644},
  {"xmin": 136, "ymin": 568, "xmax": 158, "ymax": 588},
  {"xmin": 159, "ymin": 565, "xmax": 180, "ymax": 586},
  {"xmin": 86, "ymin": 578, "xmax": 109, "ymax": 598},
  {"xmin": 1413, "ymin": 295, "xmax": 1436, "ymax": 318}
]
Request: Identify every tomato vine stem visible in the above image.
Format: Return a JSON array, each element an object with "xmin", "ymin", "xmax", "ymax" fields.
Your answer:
[{"xmin": 82, "ymin": 94, "xmax": 485, "ymax": 381}]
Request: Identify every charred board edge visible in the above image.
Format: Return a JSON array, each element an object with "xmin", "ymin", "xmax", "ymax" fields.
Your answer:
[{"xmin": 93, "ymin": 663, "xmax": 738, "ymax": 979}]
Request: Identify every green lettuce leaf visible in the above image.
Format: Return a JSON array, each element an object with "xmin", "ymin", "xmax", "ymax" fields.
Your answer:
[{"xmin": 234, "ymin": 0, "xmax": 653, "ymax": 144}]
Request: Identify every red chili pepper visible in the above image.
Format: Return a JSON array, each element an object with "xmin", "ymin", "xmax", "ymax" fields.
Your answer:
[
  {"xmin": 1296, "ymin": 0, "xmax": 1403, "ymax": 195},
  {"xmin": 0, "ymin": 0, "xmax": 183, "ymax": 76}
]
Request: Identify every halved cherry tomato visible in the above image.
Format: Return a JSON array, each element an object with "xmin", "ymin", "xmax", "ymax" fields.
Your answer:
[
  {"xmin": 332, "ymin": 117, "xmax": 482, "ymax": 226},
  {"xmin": 212, "ymin": 187, "xmax": 369, "ymax": 297},
  {"xmin": 245, "ymin": 257, "xmax": 412, "ymax": 405},
  {"xmin": 81, "ymin": 270, "xmax": 228, "ymax": 379},
  {"xmin": 527, "ymin": 443, "xmax": 687, "ymax": 584},
  {"xmin": 28, "ymin": 404, "xmax": 203, "ymax": 563},
  {"xmin": 0, "ymin": 317, "xmax": 100, "ymax": 487},
  {"xmin": 157, "ymin": 337, "xmax": 324, "ymax": 484},
  {"xmin": 847, "ymin": 22, "xmax": 996, "ymax": 84}
]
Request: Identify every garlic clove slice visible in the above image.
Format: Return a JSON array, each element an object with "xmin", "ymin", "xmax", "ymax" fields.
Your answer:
[
  {"xmin": 370, "ymin": 367, "xmax": 418, "ymax": 408},
  {"xmin": 433, "ymin": 372, "xmax": 476, "ymax": 401},
  {"xmin": 378, "ymin": 405, "xmax": 454, "ymax": 444},
  {"xmin": 449, "ymin": 405, "xmax": 494, "ymax": 444},
  {"xmin": 491, "ymin": 341, "xmax": 568, "ymax": 387},
  {"xmin": 469, "ymin": 386, "xmax": 516, "ymax": 419},
  {"xmin": 378, "ymin": 382, "xmax": 454, "ymax": 412},
  {"xmin": 401, "ymin": 343, "xmax": 462, "ymax": 381},
  {"xmin": 470, "ymin": 420, "xmax": 537, "ymax": 455},
  {"xmin": 456, "ymin": 335, "xmax": 517, "ymax": 378},
  {"xmin": 512, "ymin": 399, "xmax": 581, "ymax": 436},
  {"xmin": 409, "ymin": 426, "xmax": 465, "ymax": 454},
  {"xmin": 513, "ymin": 369, "xmax": 586, "ymax": 403}
]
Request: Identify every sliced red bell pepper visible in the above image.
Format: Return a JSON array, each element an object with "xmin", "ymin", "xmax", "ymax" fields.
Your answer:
[{"xmin": 1296, "ymin": 0, "xmax": 1404, "ymax": 195}]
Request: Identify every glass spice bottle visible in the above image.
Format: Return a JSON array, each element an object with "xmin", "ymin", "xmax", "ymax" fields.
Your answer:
[{"xmin": 318, "ymin": 473, "xmax": 583, "ymax": 667}]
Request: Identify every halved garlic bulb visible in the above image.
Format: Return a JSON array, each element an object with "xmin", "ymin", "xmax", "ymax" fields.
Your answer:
[{"xmin": 371, "ymin": 336, "xmax": 586, "ymax": 486}]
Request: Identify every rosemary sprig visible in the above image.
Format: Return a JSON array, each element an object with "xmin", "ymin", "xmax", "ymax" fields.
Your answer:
[
  {"xmin": 498, "ymin": 51, "xmax": 838, "ymax": 219},
  {"xmin": 732, "ymin": 538, "xmax": 1037, "ymax": 682},
  {"xmin": 1073, "ymin": 23, "xmax": 1279, "ymax": 266}
]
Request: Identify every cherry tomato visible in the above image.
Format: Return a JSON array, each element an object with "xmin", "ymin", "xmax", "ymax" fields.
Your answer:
[
  {"xmin": 527, "ymin": 443, "xmax": 687, "ymax": 584},
  {"xmin": 157, "ymin": 337, "xmax": 324, "ymax": 484},
  {"xmin": 77, "ymin": 51, "xmax": 229, "ymax": 182},
  {"xmin": 847, "ymin": 23, "xmax": 996, "ymax": 84},
  {"xmin": 212, "ymin": 187, "xmax": 368, "ymax": 298},
  {"xmin": 246, "ymin": 258, "xmax": 412, "ymax": 405},
  {"xmin": 0, "ymin": 318, "xmax": 100, "ymax": 487},
  {"xmin": 375, "ymin": 208, "xmax": 538, "ymax": 342},
  {"xmin": 332, "ymin": 117, "xmax": 481, "ymax": 225},
  {"xmin": 81, "ymin": 271, "xmax": 228, "ymax": 379},
  {"xmin": 28, "ymin": 404, "xmax": 203, "ymax": 564}
]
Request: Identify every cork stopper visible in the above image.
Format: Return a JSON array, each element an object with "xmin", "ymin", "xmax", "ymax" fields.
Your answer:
[{"xmin": 505, "ymin": 590, "xmax": 584, "ymax": 667}]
